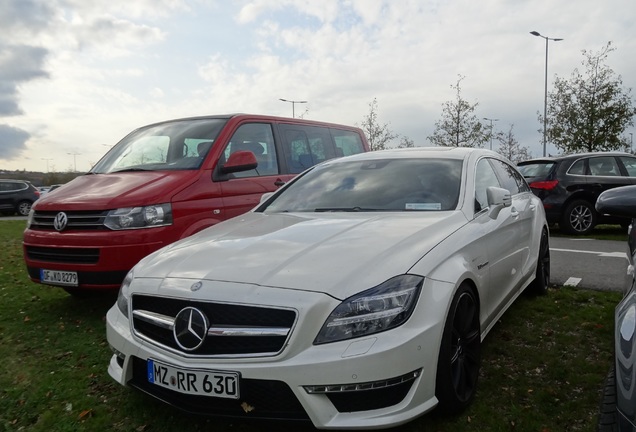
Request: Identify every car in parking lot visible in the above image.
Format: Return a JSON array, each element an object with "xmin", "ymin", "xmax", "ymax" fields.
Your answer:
[
  {"xmin": 106, "ymin": 147, "xmax": 550, "ymax": 429},
  {"xmin": 517, "ymin": 152, "xmax": 636, "ymax": 235},
  {"xmin": 596, "ymin": 185, "xmax": 636, "ymax": 431},
  {"xmin": 0, "ymin": 179, "xmax": 40, "ymax": 216}
]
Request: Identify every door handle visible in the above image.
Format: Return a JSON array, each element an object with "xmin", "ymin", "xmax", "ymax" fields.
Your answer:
[
  {"xmin": 510, "ymin": 208, "xmax": 519, "ymax": 218},
  {"xmin": 274, "ymin": 180, "xmax": 286, "ymax": 187}
]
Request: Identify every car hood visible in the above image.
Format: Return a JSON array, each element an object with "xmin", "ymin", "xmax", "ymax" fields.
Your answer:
[
  {"xmin": 135, "ymin": 211, "xmax": 468, "ymax": 299},
  {"xmin": 33, "ymin": 171, "xmax": 199, "ymax": 210}
]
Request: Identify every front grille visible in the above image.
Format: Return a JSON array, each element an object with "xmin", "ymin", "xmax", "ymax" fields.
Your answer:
[
  {"xmin": 129, "ymin": 356, "xmax": 309, "ymax": 420},
  {"xmin": 25, "ymin": 246, "xmax": 100, "ymax": 264},
  {"xmin": 30, "ymin": 210, "xmax": 109, "ymax": 231},
  {"xmin": 131, "ymin": 295, "xmax": 297, "ymax": 357}
]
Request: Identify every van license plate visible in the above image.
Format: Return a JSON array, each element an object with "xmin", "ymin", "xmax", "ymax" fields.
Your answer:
[
  {"xmin": 147, "ymin": 359, "xmax": 240, "ymax": 399},
  {"xmin": 40, "ymin": 269, "xmax": 78, "ymax": 286}
]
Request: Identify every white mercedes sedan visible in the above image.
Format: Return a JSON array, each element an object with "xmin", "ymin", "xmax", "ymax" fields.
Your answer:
[{"xmin": 106, "ymin": 147, "xmax": 550, "ymax": 430}]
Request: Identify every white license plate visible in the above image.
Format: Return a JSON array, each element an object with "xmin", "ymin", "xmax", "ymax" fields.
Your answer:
[
  {"xmin": 147, "ymin": 359, "xmax": 240, "ymax": 399},
  {"xmin": 40, "ymin": 269, "xmax": 78, "ymax": 286}
]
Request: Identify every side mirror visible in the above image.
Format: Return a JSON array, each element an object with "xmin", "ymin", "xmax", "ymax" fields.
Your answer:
[
  {"xmin": 220, "ymin": 151, "xmax": 258, "ymax": 174},
  {"xmin": 596, "ymin": 185, "xmax": 636, "ymax": 218},
  {"xmin": 487, "ymin": 186, "xmax": 511, "ymax": 219}
]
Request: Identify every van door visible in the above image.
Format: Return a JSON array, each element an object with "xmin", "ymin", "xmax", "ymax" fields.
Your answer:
[{"xmin": 218, "ymin": 122, "xmax": 293, "ymax": 220}]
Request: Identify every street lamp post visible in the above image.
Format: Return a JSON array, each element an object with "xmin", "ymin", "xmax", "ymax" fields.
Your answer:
[
  {"xmin": 279, "ymin": 98, "xmax": 307, "ymax": 118},
  {"xmin": 530, "ymin": 31, "xmax": 563, "ymax": 157},
  {"xmin": 41, "ymin": 158, "xmax": 52, "ymax": 172},
  {"xmin": 67, "ymin": 152, "xmax": 81, "ymax": 172},
  {"xmin": 630, "ymin": 133, "xmax": 633, "ymax": 153},
  {"xmin": 483, "ymin": 117, "xmax": 499, "ymax": 150}
]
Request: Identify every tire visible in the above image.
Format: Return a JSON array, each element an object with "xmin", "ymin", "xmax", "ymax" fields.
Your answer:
[
  {"xmin": 597, "ymin": 366, "xmax": 619, "ymax": 432},
  {"xmin": 435, "ymin": 284, "xmax": 481, "ymax": 415},
  {"xmin": 16, "ymin": 200, "xmax": 33, "ymax": 216},
  {"xmin": 561, "ymin": 199, "xmax": 596, "ymax": 235},
  {"xmin": 528, "ymin": 228, "xmax": 550, "ymax": 295}
]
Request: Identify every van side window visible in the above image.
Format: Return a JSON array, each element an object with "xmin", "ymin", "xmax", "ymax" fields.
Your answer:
[
  {"xmin": 282, "ymin": 126, "xmax": 334, "ymax": 174},
  {"xmin": 331, "ymin": 129, "xmax": 365, "ymax": 157},
  {"xmin": 223, "ymin": 123, "xmax": 278, "ymax": 178}
]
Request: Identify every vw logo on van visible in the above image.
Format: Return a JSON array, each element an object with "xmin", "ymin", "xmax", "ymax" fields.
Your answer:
[{"xmin": 53, "ymin": 212, "xmax": 68, "ymax": 231}]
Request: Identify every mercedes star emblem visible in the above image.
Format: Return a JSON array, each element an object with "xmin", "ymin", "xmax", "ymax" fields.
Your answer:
[{"xmin": 173, "ymin": 307, "xmax": 208, "ymax": 351}]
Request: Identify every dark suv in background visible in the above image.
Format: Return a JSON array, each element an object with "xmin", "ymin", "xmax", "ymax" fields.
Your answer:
[
  {"xmin": 517, "ymin": 152, "xmax": 636, "ymax": 235},
  {"xmin": 0, "ymin": 180, "xmax": 40, "ymax": 216}
]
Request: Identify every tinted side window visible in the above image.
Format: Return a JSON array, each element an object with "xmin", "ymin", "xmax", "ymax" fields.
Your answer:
[
  {"xmin": 330, "ymin": 129, "xmax": 365, "ymax": 157},
  {"xmin": 588, "ymin": 156, "xmax": 620, "ymax": 176},
  {"xmin": 223, "ymin": 123, "xmax": 278, "ymax": 178},
  {"xmin": 568, "ymin": 159, "xmax": 586, "ymax": 175},
  {"xmin": 475, "ymin": 159, "xmax": 501, "ymax": 213},
  {"xmin": 619, "ymin": 156, "xmax": 636, "ymax": 177},
  {"xmin": 490, "ymin": 159, "xmax": 528, "ymax": 194},
  {"xmin": 281, "ymin": 125, "xmax": 335, "ymax": 174}
]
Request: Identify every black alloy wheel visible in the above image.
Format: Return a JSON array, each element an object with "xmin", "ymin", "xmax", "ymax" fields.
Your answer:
[
  {"xmin": 529, "ymin": 228, "xmax": 550, "ymax": 295},
  {"xmin": 435, "ymin": 284, "xmax": 481, "ymax": 415}
]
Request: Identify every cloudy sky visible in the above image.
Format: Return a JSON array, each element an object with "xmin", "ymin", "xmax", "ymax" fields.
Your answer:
[{"xmin": 1, "ymin": 0, "xmax": 635, "ymax": 172}]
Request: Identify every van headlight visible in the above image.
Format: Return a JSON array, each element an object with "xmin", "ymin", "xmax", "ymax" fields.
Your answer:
[
  {"xmin": 314, "ymin": 274, "xmax": 423, "ymax": 344},
  {"xmin": 116, "ymin": 270, "xmax": 134, "ymax": 318},
  {"xmin": 104, "ymin": 204, "xmax": 172, "ymax": 230}
]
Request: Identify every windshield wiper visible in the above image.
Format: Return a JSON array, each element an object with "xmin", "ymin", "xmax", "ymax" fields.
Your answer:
[
  {"xmin": 111, "ymin": 167, "xmax": 150, "ymax": 173},
  {"xmin": 314, "ymin": 207, "xmax": 382, "ymax": 212}
]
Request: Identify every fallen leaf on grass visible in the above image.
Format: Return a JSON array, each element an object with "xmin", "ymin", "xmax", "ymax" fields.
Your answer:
[{"xmin": 79, "ymin": 409, "xmax": 92, "ymax": 420}]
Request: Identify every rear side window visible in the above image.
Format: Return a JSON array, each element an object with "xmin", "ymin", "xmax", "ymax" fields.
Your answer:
[
  {"xmin": 331, "ymin": 129, "xmax": 365, "ymax": 157},
  {"xmin": 0, "ymin": 181, "xmax": 27, "ymax": 192},
  {"xmin": 282, "ymin": 126, "xmax": 333, "ymax": 174},
  {"xmin": 568, "ymin": 159, "xmax": 586, "ymax": 175},
  {"xmin": 517, "ymin": 162, "xmax": 554, "ymax": 178}
]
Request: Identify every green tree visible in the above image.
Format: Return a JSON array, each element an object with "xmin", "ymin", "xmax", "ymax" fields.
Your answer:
[
  {"xmin": 398, "ymin": 136, "xmax": 414, "ymax": 148},
  {"xmin": 541, "ymin": 42, "xmax": 635, "ymax": 153},
  {"xmin": 496, "ymin": 124, "xmax": 531, "ymax": 163},
  {"xmin": 427, "ymin": 75, "xmax": 487, "ymax": 148},
  {"xmin": 358, "ymin": 98, "xmax": 398, "ymax": 151}
]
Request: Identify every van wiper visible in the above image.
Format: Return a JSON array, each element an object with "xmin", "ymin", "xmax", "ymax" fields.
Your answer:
[
  {"xmin": 314, "ymin": 207, "xmax": 381, "ymax": 212},
  {"xmin": 111, "ymin": 167, "xmax": 150, "ymax": 173}
]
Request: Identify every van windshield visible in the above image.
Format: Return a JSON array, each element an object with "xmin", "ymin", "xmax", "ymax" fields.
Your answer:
[{"xmin": 91, "ymin": 118, "xmax": 228, "ymax": 174}]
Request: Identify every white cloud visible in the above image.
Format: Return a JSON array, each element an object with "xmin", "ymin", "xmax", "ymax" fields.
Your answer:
[{"xmin": 2, "ymin": 0, "xmax": 636, "ymax": 171}]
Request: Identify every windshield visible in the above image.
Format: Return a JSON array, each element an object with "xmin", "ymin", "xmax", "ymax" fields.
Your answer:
[
  {"xmin": 263, "ymin": 158, "xmax": 463, "ymax": 212},
  {"xmin": 91, "ymin": 118, "xmax": 228, "ymax": 174},
  {"xmin": 517, "ymin": 162, "xmax": 555, "ymax": 178}
]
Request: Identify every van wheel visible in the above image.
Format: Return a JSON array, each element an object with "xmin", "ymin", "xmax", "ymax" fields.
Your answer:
[
  {"xmin": 17, "ymin": 201, "xmax": 32, "ymax": 216},
  {"xmin": 561, "ymin": 200, "xmax": 596, "ymax": 235},
  {"xmin": 435, "ymin": 284, "xmax": 481, "ymax": 415}
]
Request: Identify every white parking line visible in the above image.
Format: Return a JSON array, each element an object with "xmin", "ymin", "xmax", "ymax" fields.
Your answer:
[
  {"xmin": 551, "ymin": 247, "xmax": 627, "ymax": 259},
  {"xmin": 564, "ymin": 277, "xmax": 582, "ymax": 287}
]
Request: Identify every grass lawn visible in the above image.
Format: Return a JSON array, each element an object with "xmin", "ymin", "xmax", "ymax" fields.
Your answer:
[{"xmin": 0, "ymin": 220, "xmax": 622, "ymax": 431}]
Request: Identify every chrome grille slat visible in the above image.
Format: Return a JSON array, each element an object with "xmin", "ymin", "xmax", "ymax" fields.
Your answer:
[{"xmin": 31, "ymin": 210, "xmax": 109, "ymax": 230}]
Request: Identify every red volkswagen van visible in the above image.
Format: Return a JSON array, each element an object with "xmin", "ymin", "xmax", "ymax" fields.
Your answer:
[{"xmin": 23, "ymin": 114, "xmax": 369, "ymax": 295}]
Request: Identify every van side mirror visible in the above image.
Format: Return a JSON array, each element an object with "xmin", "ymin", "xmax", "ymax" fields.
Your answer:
[{"xmin": 220, "ymin": 151, "xmax": 258, "ymax": 174}]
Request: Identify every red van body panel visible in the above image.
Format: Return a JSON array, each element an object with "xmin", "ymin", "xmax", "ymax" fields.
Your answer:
[{"xmin": 23, "ymin": 114, "xmax": 369, "ymax": 293}]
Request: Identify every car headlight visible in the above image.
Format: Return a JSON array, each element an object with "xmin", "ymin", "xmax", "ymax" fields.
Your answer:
[
  {"xmin": 104, "ymin": 203, "xmax": 172, "ymax": 230},
  {"xmin": 116, "ymin": 270, "xmax": 134, "ymax": 318},
  {"xmin": 314, "ymin": 274, "xmax": 423, "ymax": 345}
]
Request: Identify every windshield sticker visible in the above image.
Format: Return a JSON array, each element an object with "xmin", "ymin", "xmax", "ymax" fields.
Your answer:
[{"xmin": 406, "ymin": 203, "xmax": 441, "ymax": 210}]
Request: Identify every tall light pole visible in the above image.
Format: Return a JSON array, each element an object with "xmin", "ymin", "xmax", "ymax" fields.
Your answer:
[
  {"xmin": 67, "ymin": 152, "xmax": 81, "ymax": 172},
  {"xmin": 530, "ymin": 31, "xmax": 563, "ymax": 157},
  {"xmin": 483, "ymin": 117, "xmax": 499, "ymax": 150},
  {"xmin": 41, "ymin": 158, "xmax": 52, "ymax": 172},
  {"xmin": 279, "ymin": 98, "xmax": 307, "ymax": 118},
  {"xmin": 630, "ymin": 132, "xmax": 633, "ymax": 153}
]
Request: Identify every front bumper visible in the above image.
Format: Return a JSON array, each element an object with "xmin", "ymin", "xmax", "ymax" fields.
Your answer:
[{"xmin": 106, "ymin": 279, "xmax": 450, "ymax": 430}]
